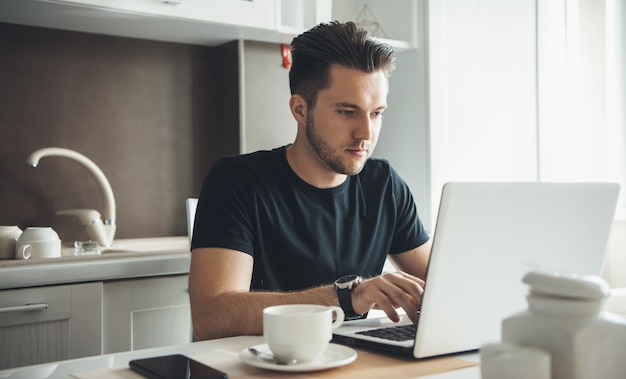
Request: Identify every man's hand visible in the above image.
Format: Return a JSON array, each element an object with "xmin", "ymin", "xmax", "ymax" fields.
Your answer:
[{"xmin": 351, "ymin": 271, "xmax": 425, "ymax": 324}]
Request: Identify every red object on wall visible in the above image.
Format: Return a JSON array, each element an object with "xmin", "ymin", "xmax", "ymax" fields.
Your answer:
[{"xmin": 281, "ymin": 44, "xmax": 292, "ymax": 69}]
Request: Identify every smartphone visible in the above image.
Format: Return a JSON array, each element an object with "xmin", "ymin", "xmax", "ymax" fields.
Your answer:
[{"xmin": 129, "ymin": 354, "xmax": 228, "ymax": 379}]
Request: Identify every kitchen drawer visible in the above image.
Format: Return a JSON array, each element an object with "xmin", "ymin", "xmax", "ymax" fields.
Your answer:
[
  {"xmin": 0, "ymin": 282, "xmax": 103, "ymax": 369},
  {"xmin": 0, "ymin": 285, "xmax": 71, "ymax": 327}
]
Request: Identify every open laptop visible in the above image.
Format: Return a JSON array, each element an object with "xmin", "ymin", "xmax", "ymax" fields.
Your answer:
[{"xmin": 332, "ymin": 182, "xmax": 620, "ymax": 359}]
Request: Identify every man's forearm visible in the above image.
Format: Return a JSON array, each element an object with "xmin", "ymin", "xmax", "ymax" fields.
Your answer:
[{"xmin": 191, "ymin": 285, "xmax": 339, "ymax": 340}]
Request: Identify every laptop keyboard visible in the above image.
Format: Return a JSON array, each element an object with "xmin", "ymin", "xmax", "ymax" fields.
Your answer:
[{"xmin": 355, "ymin": 323, "xmax": 417, "ymax": 342}]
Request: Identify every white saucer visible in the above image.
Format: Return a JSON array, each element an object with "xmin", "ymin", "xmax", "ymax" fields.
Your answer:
[{"xmin": 239, "ymin": 343, "xmax": 357, "ymax": 372}]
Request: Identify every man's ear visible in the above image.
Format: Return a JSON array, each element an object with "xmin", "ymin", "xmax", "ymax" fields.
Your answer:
[{"xmin": 289, "ymin": 94, "xmax": 308, "ymax": 123}]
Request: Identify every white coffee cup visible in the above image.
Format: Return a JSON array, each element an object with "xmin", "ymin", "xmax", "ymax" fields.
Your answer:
[
  {"xmin": 0, "ymin": 226, "xmax": 22, "ymax": 259},
  {"xmin": 16, "ymin": 227, "xmax": 61, "ymax": 260},
  {"xmin": 263, "ymin": 304, "xmax": 344, "ymax": 363}
]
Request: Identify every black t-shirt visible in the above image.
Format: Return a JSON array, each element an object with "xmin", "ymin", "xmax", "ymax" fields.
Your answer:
[{"xmin": 191, "ymin": 146, "xmax": 429, "ymax": 291}]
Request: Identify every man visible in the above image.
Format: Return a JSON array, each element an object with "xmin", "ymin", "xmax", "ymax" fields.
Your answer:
[{"xmin": 189, "ymin": 21, "xmax": 431, "ymax": 340}]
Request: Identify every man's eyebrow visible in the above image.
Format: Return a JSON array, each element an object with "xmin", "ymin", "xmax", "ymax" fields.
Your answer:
[
  {"xmin": 335, "ymin": 102, "xmax": 387, "ymax": 110},
  {"xmin": 335, "ymin": 102, "xmax": 360, "ymax": 109}
]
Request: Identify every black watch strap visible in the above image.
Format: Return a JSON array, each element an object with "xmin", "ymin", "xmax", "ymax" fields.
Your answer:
[
  {"xmin": 334, "ymin": 275, "xmax": 367, "ymax": 320},
  {"xmin": 336, "ymin": 286, "xmax": 359, "ymax": 319}
]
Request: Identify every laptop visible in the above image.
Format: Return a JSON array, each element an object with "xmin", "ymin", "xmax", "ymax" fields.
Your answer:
[{"xmin": 332, "ymin": 182, "xmax": 620, "ymax": 359}]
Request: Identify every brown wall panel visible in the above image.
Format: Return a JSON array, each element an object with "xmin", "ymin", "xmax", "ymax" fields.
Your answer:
[{"xmin": 0, "ymin": 23, "xmax": 239, "ymax": 243}]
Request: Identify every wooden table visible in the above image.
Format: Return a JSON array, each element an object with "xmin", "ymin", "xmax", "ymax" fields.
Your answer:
[{"xmin": 0, "ymin": 335, "xmax": 479, "ymax": 379}]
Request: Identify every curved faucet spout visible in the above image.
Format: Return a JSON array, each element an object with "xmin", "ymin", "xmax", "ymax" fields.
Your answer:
[{"xmin": 26, "ymin": 147, "xmax": 117, "ymax": 246}]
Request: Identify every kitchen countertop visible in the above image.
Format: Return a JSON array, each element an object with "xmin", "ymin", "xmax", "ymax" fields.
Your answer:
[{"xmin": 0, "ymin": 237, "xmax": 190, "ymax": 290}]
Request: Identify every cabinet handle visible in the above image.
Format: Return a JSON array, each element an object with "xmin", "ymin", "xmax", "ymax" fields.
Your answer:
[{"xmin": 0, "ymin": 303, "xmax": 49, "ymax": 314}]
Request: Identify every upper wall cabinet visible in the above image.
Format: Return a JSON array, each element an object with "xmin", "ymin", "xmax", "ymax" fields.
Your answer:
[
  {"xmin": 49, "ymin": 0, "xmax": 276, "ymax": 29},
  {"xmin": 0, "ymin": 0, "xmax": 419, "ymax": 49},
  {"xmin": 0, "ymin": 0, "xmax": 277, "ymax": 46}
]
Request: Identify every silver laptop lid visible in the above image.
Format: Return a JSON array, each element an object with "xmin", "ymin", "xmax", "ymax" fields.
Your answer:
[{"xmin": 414, "ymin": 182, "xmax": 620, "ymax": 358}]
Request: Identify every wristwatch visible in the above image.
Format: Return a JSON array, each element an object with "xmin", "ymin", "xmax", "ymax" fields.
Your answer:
[{"xmin": 334, "ymin": 275, "xmax": 367, "ymax": 320}]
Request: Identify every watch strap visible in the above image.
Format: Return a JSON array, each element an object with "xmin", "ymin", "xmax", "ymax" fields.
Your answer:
[
  {"xmin": 335, "ymin": 278, "xmax": 368, "ymax": 321},
  {"xmin": 336, "ymin": 286, "xmax": 360, "ymax": 319}
]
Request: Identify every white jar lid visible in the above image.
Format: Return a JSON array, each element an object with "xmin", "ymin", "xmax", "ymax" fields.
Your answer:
[{"xmin": 523, "ymin": 270, "xmax": 610, "ymax": 300}]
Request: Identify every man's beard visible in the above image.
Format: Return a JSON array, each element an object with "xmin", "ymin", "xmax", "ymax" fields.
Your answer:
[{"xmin": 304, "ymin": 113, "xmax": 367, "ymax": 176}]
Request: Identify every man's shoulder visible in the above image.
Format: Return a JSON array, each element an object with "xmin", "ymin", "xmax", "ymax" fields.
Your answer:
[
  {"xmin": 358, "ymin": 158, "xmax": 408, "ymax": 191},
  {"xmin": 214, "ymin": 146, "xmax": 286, "ymax": 171}
]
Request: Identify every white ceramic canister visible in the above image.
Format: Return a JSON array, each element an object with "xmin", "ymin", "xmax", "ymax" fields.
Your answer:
[
  {"xmin": 502, "ymin": 270, "xmax": 626, "ymax": 379},
  {"xmin": 0, "ymin": 226, "xmax": 22, "ymax": 259}
]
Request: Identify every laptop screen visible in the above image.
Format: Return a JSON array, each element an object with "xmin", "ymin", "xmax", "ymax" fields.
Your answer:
[{"xmin": 414, "ymin": 182, "xmax": 620, "ymax": 358}]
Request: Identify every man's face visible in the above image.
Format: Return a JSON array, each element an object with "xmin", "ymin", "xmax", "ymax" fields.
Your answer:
[{"xmin": 305, "ymin": 65, "xmax": 388, "ymax": 176}]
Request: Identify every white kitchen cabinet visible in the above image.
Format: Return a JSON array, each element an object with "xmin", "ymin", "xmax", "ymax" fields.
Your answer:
[
  {"xmin": 0, "ymin": 0, "xmax": 419, "ymax": 49},
  {"xmin": 0, "ymin": 282, "xmax": 103, "ymax": 370},
  {"xmin": 42, "ymin": 0, "xmax": 276, "ymax": 29},
  {"xmin": 0, "ymin": 0, "xmax": 276, "ymax": 46},
  {"xmin": 103, "ymin": 275, "xmax": 191, "ymax": 354},
  {"xmin": 0, "ymin": 246, "xmax": 191, "ymax": 370}
]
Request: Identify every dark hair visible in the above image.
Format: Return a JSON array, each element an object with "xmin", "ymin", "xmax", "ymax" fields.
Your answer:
[{"xmin": 289, "ymin": 21, "xmax": 396, "ymax": 108}]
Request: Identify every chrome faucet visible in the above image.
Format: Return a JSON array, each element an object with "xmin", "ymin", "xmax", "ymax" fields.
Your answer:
[{"xmin": 26, "ymin": 147, "xmax": 117, "ymax": 247}]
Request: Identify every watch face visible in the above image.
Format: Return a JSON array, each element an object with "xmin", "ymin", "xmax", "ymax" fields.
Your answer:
[{"xmin": 336, "ymin": 274, "xmax": 360, "ymax": 285}]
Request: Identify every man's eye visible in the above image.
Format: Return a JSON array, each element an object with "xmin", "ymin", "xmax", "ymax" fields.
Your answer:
[
  {"xmin": 338, "ymin": 110, "xmax": 354, "ymax": 116},
  {"xmin": 372, "ymin": 112, "xmax": 384, "ymax": 118}
]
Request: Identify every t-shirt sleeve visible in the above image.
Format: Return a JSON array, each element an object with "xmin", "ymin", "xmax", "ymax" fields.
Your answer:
[{"xmin": 190, "ymin": 158, "xmax": 255, "ymax": 255}]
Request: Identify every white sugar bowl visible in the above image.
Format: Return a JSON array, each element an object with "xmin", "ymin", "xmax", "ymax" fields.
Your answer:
[{"xmin": 502, "ymin": 270, "xmax": 626, "ymax": 379}]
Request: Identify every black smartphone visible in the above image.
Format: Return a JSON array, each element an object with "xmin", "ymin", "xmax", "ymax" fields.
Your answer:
[{"xmin": 129, "ymin": 354, "xmax": 228, "ymax": 379}]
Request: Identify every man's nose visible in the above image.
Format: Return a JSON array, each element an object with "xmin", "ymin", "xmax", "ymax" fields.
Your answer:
[{"xmin": 353, "ymin": 114, "xmax": 374, "ymax": 140}]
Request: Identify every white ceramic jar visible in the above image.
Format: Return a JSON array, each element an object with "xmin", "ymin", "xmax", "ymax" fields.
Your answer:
[
  {"xmin": 502, "ymin": 271, "xmax": 626, "ymax": 379},
  {"xmin": 0, "ymin": 226, "xmax": 22, "ymax": 259}
]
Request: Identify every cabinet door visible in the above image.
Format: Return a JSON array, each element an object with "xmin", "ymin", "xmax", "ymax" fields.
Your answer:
[
  {"xmin": 0, "ymin": 282, "xmax": 103, "ymax": 369},
  {"xmin": 45, "ymin": 0, "xmax": 276, "ymax": 29},
  {"xmin": 103, "ymin": 275, "xmax": 191, "ymax": 353}
]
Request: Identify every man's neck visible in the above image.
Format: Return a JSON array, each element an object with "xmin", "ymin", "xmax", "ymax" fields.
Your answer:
[{"xmin": 285, "ymin": 144, "xmax": 347, "ymax": 189}]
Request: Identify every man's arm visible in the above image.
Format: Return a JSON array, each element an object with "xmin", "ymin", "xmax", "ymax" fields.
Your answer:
[
  {"xmin": 188, "ymin": 247, "xmax": 338, "ymax": 340},
  {"xmin": 389, "ymin": 239, "xmax": 432, "ymax": 280},
  {"xmin": 189, "ymin": 241, "xmax": 432, "ymax": 340}
]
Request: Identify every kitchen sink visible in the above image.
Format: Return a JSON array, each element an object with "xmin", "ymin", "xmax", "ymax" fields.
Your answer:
[{"xmin": 61, "ymin": 236, "xmax": 188, "ymax": 256}]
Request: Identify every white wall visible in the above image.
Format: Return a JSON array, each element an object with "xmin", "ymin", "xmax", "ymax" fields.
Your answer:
[
  {"xmin": 240, "ymin": 40, "xmax": 295, "ymax": 154},
  {"xmin": 377, "ymin": 0, "xmax": 538, "ymax": 231},
  {"xmin": 427, "ymin": 0, "xmax": 538, "ymax": 221},
  {"xmin": 424, "ymin": 0, "xmax": 626, "ymax": 288},
  {"xmin": 374, "ymin": 48, "xmax": 432, "ymax": 230}
]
